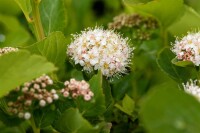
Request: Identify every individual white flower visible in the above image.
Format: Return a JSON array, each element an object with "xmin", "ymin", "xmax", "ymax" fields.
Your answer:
[
  {"xmin": 0, "ymin": 47, "xmax": 18, "ymax": 56},
  {"xmin": 183, "ymin": 79, "xmax": 200, "ymax": 101},
  {"xmin": 171, "ymin": 32, "xmax": 200, "ymax": 66},
  {"xmin": 67, "ymin": 27, "xmax": 133, "ymax": 77}
]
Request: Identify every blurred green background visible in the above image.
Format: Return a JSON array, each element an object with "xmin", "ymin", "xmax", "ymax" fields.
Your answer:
[{"xmin": 1, "ymin": 0, "xmax": 200, "ymax": 133}]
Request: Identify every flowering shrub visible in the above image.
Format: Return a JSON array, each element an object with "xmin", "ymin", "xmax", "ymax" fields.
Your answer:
[{"xmin": 1, "ymin": 0, "xmax": 200, "ymax": 133}]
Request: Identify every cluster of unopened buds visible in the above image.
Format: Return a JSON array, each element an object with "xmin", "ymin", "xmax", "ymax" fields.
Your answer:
[
  {"xmin": 108, "ymin": 13, "xmax": 158, "ymax": 41},
  {"xmin": 7, "ymin": 75, "xmax": 59, "ymax": 120},
  {"xmin": 108, "ymin": 13, "xmax": 157, "ymax": 29},
  {"xmin": 183, "ymin": 79, "xmax": 200, "ymax": 101},
  {"xmin": 171, "ymin": 32, "xmax": 200, "ymax": 66},
  {"xmin": 0, "ymin": 47, "xmax": 18, "ymax": 56},
  {"xmin": 61, "ymin": 79, "xmax": 94, "ymax": 101},
  {"xmin": 67, "ymin": 27, "xmax": 133, "ymax": 78}
]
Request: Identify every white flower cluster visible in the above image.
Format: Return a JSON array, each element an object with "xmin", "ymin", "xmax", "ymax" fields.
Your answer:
[
  {"xmin": 67, "ymin": 27, "xmax": 133, "ymax": 77},
  {"xmin": 7, "ymin": 75, "xmax": 59, "ymax": 120},
  {"xmin": 61, "ymin": 78, "xmax": 94, "ymax": 101},
  {"xmin": 183, "ymin": 79, "xmax": 200, "ymax": 101},
  {"xmin": 171, "ymin": 32, "xmax": 200, "ymax": 66},
  {"xmin": 0, "ymin": 47, "xmax": 18, "ymax": 56}
]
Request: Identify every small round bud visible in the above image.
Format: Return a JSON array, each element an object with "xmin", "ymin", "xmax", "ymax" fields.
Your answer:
[
  {"xmin": 88, "ymin": 91, "xmax": 94, "ymax": 97},
  {"xmin": 8, "ymin": 101, "xmax": 13, "ymax": 106},
  {"xmin": 41, "ymin": 83, "xmax": 46, "ymax": 88},
  {"xmin": 15, "ymin": 87, "xmax": 20, "ymax": 91},
  {"xmin": 63, "ymin": 91, "xmax": 69, "ymax": 97},
  {"xmin": 84, "ymin": 95, "xmax": 91, "ymax": 101},
  {"xmin": 60, "ymin": 89, "xmax": 65, "ymax": 93},
  {"xmin": 12, "ymin": 108, "xmax": 18, "ymax": 114},
  {"xmin": 18, "ymin": 112, "xmax": 24, "ymax": 118},
  {"xmin": 72, "ymin": 93, "xmax": 77, "ymax": 98},
  {"xmin": 36, "ymin": 78, "xmax": 41, "ymax": 83},
  {"xmin": 22, "ymin": 87, "xmax": 29, "ymax": 92},
  {"xmin": 39, "ymin": 100, "xmax": 46, "ymax": 107},
  {"xmin": 53, "ymin": 94, "xmax": 59, "ymax": 100},
  {"xmin": 47, "ymin": 79, "xmax": 53, "ymax": 85},
  {"xmin": 70, "ymin": 79, "xmax": 76, "ymax": 83},
  {"xmin": 46, "ymin": 97, "xmax": 53, "ymax": 103},
  {"xmin": 33, "ymin": 84, "xmax": 40, "ymax": 89},
  {"xmin": 34, "ymin": 94, "xmax": 39, "ymax": 98},
  {"xmin": 38, "ymin": 94, "xmax": 43, "ymax": 99},
  {"xmin": 64, "ymin": 81, "xmax": 69, "ymax": 86},
  {"xmin": 24, "ymin": 112, "xmax": 31, "ymax": 120},
  {"xmin": 51, "ymin": 89, "xmax": 56, "ymax": 94},
  {"xmin": 24, "ymin": 82, "xmax": 31, "ymax": 87},
  {"xmin": 24, "ymin": 100, "xmax": 32, "ymax": 106},
  {"xmin": 30, "ymin": 88, "xmax": 35, "ymax": 93},
  {"xmin": 17, "ymin": 96, "xmax": 24, "ymax": 100}
]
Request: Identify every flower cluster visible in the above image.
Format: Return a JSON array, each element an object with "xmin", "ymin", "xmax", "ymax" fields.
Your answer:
[
  {"xmin": 67, "ymin": 27, "xmax": 133, "ymax": 77},
  {"xmin": 171, "ymin": 32, "xmax": 200, "ymax": 66},
  {"xmin": 108, "ymin": 13, "xmax": 158, "ymax": 41},
  {"xmin": 0, "ymin": 47, "xmax": 18, "ymax": 56},
  {"xmin": 61, "ymin": 78, "xmax": 94, "ymax": 101},
  {"xmin": 108, "ymin": 13, "xmax": 157, "ymax": 29},
  {"xmin": 183, "ymin": 79, "xmax": 200, "ymax": 101},
  {"xmin": 7, "ymin": 75, "xmax": 59, "ymax": 119}
]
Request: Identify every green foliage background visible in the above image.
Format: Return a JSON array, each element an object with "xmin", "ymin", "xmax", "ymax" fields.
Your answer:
[{"xmin": 0, "ymin": 0, "xmax": 200, "ymax": 133}]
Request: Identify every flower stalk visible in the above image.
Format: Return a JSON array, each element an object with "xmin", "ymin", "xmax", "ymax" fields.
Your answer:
[
  {"xmin": 30, "ymin": 116, "xmax": 40, "ymax": 133},
  {"xmin": 31, "ymin": 0, "xmax": 45, "ymax": 41}
]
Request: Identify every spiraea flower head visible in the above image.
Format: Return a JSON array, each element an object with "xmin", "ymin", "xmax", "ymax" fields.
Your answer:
[
  {"xmin": 171, "ymin": 32, "xmax": 200, "ymax": 66},
  {"xmin": 183, "ymin": 79, "xmax": 200, "ymax": 101},
  {"xmin": 67, "ymin": 27, "xmax": 133, "ymax": 78},
  {"xmin": 0, "ymin": 47, "xmax": 18, "ymax": 56}
]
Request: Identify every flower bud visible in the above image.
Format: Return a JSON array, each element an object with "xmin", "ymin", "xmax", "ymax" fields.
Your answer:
[
  {"xmin": 39, "ymin": 100, "xmax": 46, "ymax": 107},
  {"xmin": 24, "ymin": 112, "xmax": 31, "ymax": 120}
]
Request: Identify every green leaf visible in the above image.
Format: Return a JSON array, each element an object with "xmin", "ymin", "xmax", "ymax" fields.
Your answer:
[
  {"xmin": 112, "ymin": 74, "xmax": 133, "ymax": 100},
  {"xmin": 115, "ymin": 94, "xmax": 135, "ymax": 116},
  {"xmin": 14, "ymin": 0, "xmax": 32, "ymax": 22},
  {"xmin": 40, "ymin": 0, "xmax": 67, "ymax": 36},
  {"xmin": 53, "ymin": 108, "xmax": 99, "ymax": 133},
  {"xmin": 184, "ymin": 0, "xmax": 200, "ymax": 14},
  {"xmin": 102, "ymin": 77, "xmax": 114, "ymax": 115},
  {"xmin": 77, "ymin": 71, "xmax": 106, "ymax": 117},
  {"xmin": 0, "ymin": 109, "xmax": 23, "ymax": 126},
  {"xmin": 0, "ymin": 0, "xmax": 21, "ymax": 15},
  {"xmin": 157, "ymin": 48, "xmax": 196, "ymax": 83},
  {"xmin": 171, "ymin": 58, "xmax": 194, "ymax": 67},
  {"xmin": 168, "ymin": 6, "xmax": 200, "ymax": 36},
  {"xmin": 33, "ymin": 108, "xmax": 56, "ymax": 128},
  {"xmin": 103, "ymin": 77, "xmax": 114, "ymax": 107},
  {"xmin": 124, "ymin": 0, "xmax": 185, "ymax": 28},
  {"xmin": 140, "ymin": 86, "xmax": 200, "ymax": 133},
  {"xmin": 26, "ymin": 32, "xmax": 67, "ymax": 79},
  {"xmin": 0, "ymin": 50, "xmax": 57, "ymax": 97},
  {"xmin": 0, "ymin": 14, "xmax": 30, "ymax": 47}
]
